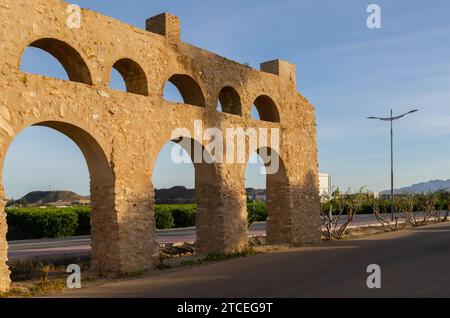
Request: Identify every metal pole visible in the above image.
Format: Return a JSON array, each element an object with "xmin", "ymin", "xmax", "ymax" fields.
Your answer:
[
  {"xmin": 390, "ymin": 109, "xmax": 394, "ymax": 222},
  {"xmin": 367, "ymin": 108, "xmax": 417, "ymax": 223}
]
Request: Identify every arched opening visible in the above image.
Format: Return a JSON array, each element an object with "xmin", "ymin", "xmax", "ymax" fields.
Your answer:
[
  {"xmin": 2, "ymin": 121, "xmax": 116, "ymax": 282},
  {"xmin": 251, "ymin": 95, "xmax": 280, "ymax": 123},
  {"xmin": 152, "ymin": 136, "xmax": 220, "ymax": 253},
  {"xmin": 163, "ymin": 74, "xmax": 206, "ymax": 107},
  {"xmin": 217, "ymin": 86, "xmax": 242, "ymax": 115},
  {"xmin": 20, "ymin": 38, "xmax": 92, "ymax": 84},
  {"xmin": 110, "ymin": 59, "xmax": 148, "ymax": 96},
  {"xmin": 245, "ymin": 147, "xmax": 289, "ymax": 243}
]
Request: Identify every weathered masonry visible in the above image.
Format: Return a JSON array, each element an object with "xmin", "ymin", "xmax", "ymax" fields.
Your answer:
[{"xmin": 0, "ymin": 0, "xmax": 320, "ymax": 291}]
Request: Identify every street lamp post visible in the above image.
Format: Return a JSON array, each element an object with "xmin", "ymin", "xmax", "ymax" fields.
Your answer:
[{"xmin": 368, "ymin": 109, "xmax": 418, "ymax": 221}]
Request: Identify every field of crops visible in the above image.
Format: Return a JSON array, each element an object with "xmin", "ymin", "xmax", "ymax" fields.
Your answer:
[{"xmin": 5, "ymin": 202, "xmax": 267, "ymax": 240}]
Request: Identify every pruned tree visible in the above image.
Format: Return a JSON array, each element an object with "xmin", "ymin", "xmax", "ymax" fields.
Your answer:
[
  {"xmin": 372, "ymin": 196, "xmax": 411, "ymax": 231},
  {"xmin": 321, "ymin": 188, "xmax": 367, "ymax": 240},
  {"xmin": 415, "ymin": 193, "xmax": 438, "ymax": 226},
  {"xmin": 443, "ymin": 203, "xmax": 450, "ymax": 223},
  {"xmin": 321, "ymin": 194, "xmax": 344, "ymax": 240},
  {"xmin": 433, "ymin": 191, "xmax": 449, "ymax": 222}
]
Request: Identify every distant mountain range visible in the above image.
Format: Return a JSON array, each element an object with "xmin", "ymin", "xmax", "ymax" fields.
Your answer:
[
  {"xmin": 8, "ymin": 187, "xmax": 267, "ymax": 206},
  {"xmin": 381, "ymin": 179, "xmax": 450, "ymax": 195},
  {"xmin": 155, "ymin": 186, "xmax": 195, "ymax": 204},
  {"xmin": 155, "ymin": 187, "xmax": 266, "ymax": 204}
]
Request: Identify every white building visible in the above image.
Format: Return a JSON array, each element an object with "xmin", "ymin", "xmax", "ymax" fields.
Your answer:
[{"xmin": 319, "ymin": 173, "xmax": 332, "ymax": 198}]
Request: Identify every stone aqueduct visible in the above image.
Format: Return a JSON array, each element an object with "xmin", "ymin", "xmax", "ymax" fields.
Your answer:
[{"xmin": 0, "ymin": 0, "xmax": 320, "ymax": 291}]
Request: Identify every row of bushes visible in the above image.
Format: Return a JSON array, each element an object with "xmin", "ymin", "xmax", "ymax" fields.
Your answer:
[
  {"xmin": 155, "ymin": 204, "xmax": 197, "ymax": 229},
  {"xmin": 6, "ymin": 202, "xmax": 268, "ymax": 240},
  {"xmin": 153, "ymin": 203, "xmax": 267, "ymax": 229},
  {"xmin": 322, "ymin": 191, "xmax": 450, "ymax": 215},
  {"xmin": 6, "ymin": 206, "xmax": 91, "ymax": 240},
  {"xmin": 321, "ymin": 201, "xmax": 373, "ymax": 215}
]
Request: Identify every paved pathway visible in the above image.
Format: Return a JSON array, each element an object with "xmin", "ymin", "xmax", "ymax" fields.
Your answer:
[{"xmin": 56, "ymin": 222, "xmax": 450, "ymax": 297}]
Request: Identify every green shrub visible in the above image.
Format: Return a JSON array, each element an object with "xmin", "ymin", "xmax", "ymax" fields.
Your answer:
[
  {"xmin": 155, "ymin": 208, "xmax": 175, "ymax": 229},
  {"xmin": 167, "ymin": 205, "xmax": 196, "ymax": 228},
  {"xmin": 6, "ymin": 208, "xmax": 78, "ymax": 240},
  {"xmin": 321, "ymin": 198, "xmax": 374, "ymax": 215},
  {"xmin": 359, "ymin": 202, "xmax": 373, "ymax": 214},
  {"xmin": 73, "ymin": 206, "xmax": 91, "ymax": 235},
  {"xmin": 247, "ymin": 201, "xmax": 267, "ymax": 223}
]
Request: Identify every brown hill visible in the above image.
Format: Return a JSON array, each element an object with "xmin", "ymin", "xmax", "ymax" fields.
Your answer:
[
  {"xmin": 155, "ymin": 186, "xmax": 266, "ymax": 204},
  {"xmin": 14, "ymin": 191, "xmax": 89, "ymax": 206}
]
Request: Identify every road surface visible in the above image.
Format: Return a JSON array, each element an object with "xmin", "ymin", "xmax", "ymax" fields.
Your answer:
[
  {"xmin": 7, "ymin": 223, "xmax": 265, "ymax": 260},
  {"xmin": 7, "ymin": 212, "xmax": 436, "ymax": 260},
  {"xmin": 57, "ymin": 222, "xmax": 450, "ymax": 298}
]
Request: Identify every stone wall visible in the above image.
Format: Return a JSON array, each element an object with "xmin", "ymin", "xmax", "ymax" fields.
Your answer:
[{"xmin": 0, "ymin": 0, "xmax": 320, "ymax": 292}]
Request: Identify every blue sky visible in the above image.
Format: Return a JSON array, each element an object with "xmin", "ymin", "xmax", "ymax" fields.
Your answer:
[{"xmin": 5, "ymin": 0, "xmax": 450, "ymax": 198}]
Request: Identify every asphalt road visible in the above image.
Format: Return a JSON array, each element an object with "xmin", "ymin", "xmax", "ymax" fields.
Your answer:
[
  {"xmin": 7, "ymin": 223, "xmax": 266, "ymax": 260},
  {"xmin": 8, "ymin": 213, "xmax": 435, "ymax": 260},
  {"xmin": 57, "ymin": 222, "xmax": 450, "ymax": 298}
]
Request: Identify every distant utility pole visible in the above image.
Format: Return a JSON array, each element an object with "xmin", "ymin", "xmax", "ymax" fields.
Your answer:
[{"xmin": 367, "ymin": 109, "xmax": 418, "ymax": 221}]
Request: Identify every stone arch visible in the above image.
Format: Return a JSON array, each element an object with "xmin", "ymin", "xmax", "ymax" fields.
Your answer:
[
  {"xmin": 30, "ymin": 121, "xmax": 111, "ymax": 180},
  {"xmin": 252, "ymin": 95, "xmax": 280, "ymax": 123},
  {"xmin": 20, "ymin": 38, "xmax": 93, "ymax": 84},
  {"xmin": 0, "ymin": 121, "xmax": 117, "ymax": 289},
  {"xmin": 163, "ymin": 74, "xmax": 206, "ymax": 107},
  {"xmin": 151, "ymin": 134, "xmax": 222, "ymax": 254},
  {"xmin": 218, "ymin": 86, "xmax": 242, "ymax": 115},
  {"xmin": 247, "ymin": 146, "xmax": 290, "ymax": 244},
  {"xmin": 111, "ymin": 58, "xmax": 149, "ymax": 96}
]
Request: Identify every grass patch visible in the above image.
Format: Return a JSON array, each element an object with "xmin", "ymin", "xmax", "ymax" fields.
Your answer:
[
  {"xmin": 8, "ymin": 257, "xmax": 90, "ymax": 282},
  {"xmin": 0, "ymin": 278, "xmax": 67, "ymax": 298},
  {"xmin": 29, "ymin": 279, "xmax": 66, "ymax": 295}
]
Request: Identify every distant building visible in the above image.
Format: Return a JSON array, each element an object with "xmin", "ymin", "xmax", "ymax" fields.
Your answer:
[
  {"xmin": 253, "ymin": 194, "xmax": 266, "ymax": 202},
  {"xmin": 71, "ymin": 199, "xmax": 91, "ymax": 206},
  {"xmin": 369, "ymin": 192, "xmax": 380, "ymax": 199},
  {"xmin": 246, "ymin": 190, "xmax": 266, "ymax": 202},
  {"xmin": 319, "ymin": 173, "xmax": 332, "ymax": 198}
]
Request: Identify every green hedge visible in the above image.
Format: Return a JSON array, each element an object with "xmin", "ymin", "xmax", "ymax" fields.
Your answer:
[
  {"xmin": 6, "ymin": 207, "xmax": 79, "ymax": 240},
  {"xmin": 155, "ymin": 207, "xmax": 175, "ymax": 229},
  {"xmin": 6, "ymin": 203, "xmax": 268, "ymax": 240},
  {"xmin": 73, "ymin": 206, "xmax": 91, "ymax": 235},
  {"xmin": 159, "ymin": 204, "xmax": 197, "ymax": 228}
]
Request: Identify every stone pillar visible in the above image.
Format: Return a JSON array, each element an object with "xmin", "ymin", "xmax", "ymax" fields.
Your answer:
[
  {"xmin": 264, "ymin": 150, "xmax": 321, "ymax": 245},
  {"xmin": 96, "ymin": 170, "xmax": 158, "ymax": 273},
  {"xmin": 266, "ymin": 180, "xmax": 293, "ymax": 244},
  {"xmin": 90, "ymin": 176, "xmax": 122, "ymax": 273},
  {"xmin": 0, "ymin": 199, "xmax": 10, "ymax": 293},
  {"xmin": 196, "ymin": 164, "xmax": 248, "ymax": 255},
  {"xmin": 266, "ymin": 179, "xmax": 321, "ymax": 245},
  {"xmin": 90, "ymin": 161, "xmax": 158, "ymax": 273},
  {"xmin": 114, "ymin": 182, "xmax": 159, "ymax": 272},
  {"xmin": 290, "ymin": 171, "xmax": 321, "ymax": 245}
]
